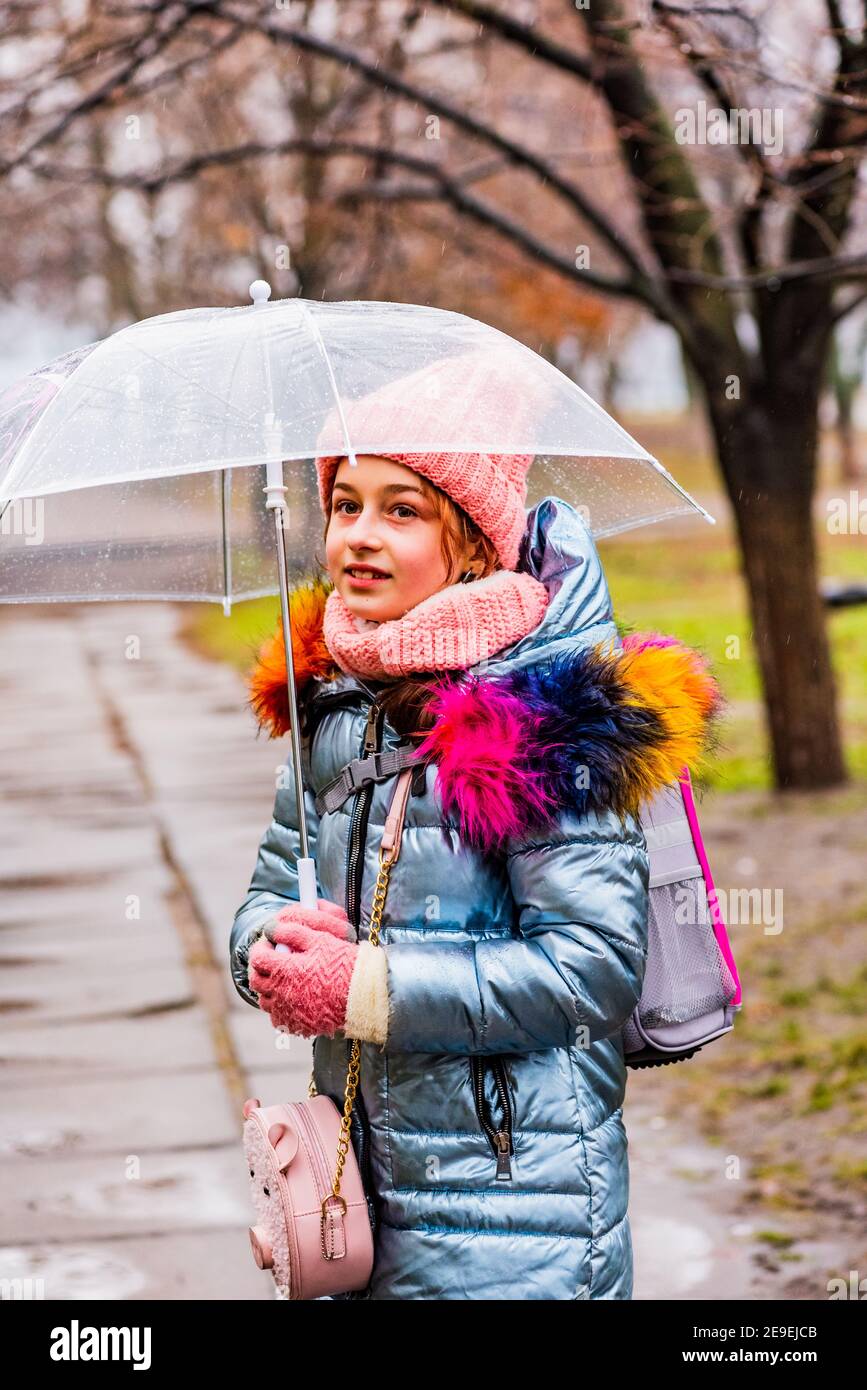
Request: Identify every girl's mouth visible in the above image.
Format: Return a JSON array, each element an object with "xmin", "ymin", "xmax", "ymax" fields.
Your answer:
[{"xmin": 345, "ymin": 568, "xmax": 391, "ymax": 587}]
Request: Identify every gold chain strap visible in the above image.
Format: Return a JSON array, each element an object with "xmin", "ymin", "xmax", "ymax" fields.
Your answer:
[
  {"xmin": 305, "ymin": 846, "xmax": 391, "ymax": 1104},
  {"xmin": 329, "ymin": 842, "xmax": 393, "ymax": 1202},
  {"xmin": 306, "ymin": 840, "xmax": 396, "ymax": 1220},
  {"xmin": 306, "ymin": 767, "xmax": 412, "ymax": 1259}
]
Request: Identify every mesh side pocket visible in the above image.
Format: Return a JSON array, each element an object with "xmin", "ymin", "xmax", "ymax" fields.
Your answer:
[{"xmin": 639, "ymin": 874, "xmax": 737, "ymax": 1030}]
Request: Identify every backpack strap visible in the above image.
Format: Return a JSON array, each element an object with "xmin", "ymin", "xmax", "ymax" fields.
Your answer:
[
  {"xmin": 314, "ymin": 745, "xmax": 425, "ymax": 815},
  {"xmin": 638, "ymin": 772, "xmax": 703, "ymax": 887}
]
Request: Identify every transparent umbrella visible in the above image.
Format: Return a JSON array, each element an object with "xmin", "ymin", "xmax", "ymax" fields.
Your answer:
[{"xmin": 0, "ymin": 281, "xmax": 715, "ymax": 905}]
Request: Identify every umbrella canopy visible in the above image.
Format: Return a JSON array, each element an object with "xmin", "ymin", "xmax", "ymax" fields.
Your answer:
[
  {"xmin": 0, "ymin": 282, "xmax": 716, "ymax": 906},
  {"xmin": 0, "ymin": 285, "xmax": 713, "ymax": 608}
]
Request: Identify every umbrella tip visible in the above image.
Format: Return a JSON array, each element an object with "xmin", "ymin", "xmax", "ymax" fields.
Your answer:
[{"xmin": 249, "ymin": 279, "xmax": 272, "ymax": 305}]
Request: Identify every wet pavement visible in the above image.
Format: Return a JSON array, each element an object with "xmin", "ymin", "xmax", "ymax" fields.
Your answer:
[
  {"xmin": 0, "ymin": 600, "xmax": 765, "ymax": 1301},
  {"xmin": 0, "ymin": 602, "xmax": 299, "ymax": 1300}
]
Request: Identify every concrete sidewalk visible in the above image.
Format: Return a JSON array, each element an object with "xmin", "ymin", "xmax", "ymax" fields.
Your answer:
[
  {"xmin": 0, "ymin": 601, "xmax": 308, "ymax": 1300},
  {"xmin": 0, "ymin": 601, "xmax": 761, "ymax": 1300}
]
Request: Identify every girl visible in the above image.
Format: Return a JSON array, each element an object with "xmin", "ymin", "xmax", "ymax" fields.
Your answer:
[{"xmin": 230, "ymin": 421, "xmax": 722, "ymax": 1301}]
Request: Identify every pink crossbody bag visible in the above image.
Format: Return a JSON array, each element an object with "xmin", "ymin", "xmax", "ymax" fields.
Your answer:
[{"xmin": 241, "ymin": 767, "xmax": 414, "ymax": 1300}]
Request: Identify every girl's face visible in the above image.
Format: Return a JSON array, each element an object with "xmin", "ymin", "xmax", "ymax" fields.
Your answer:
[{"xmin": 325, "ymin": 454, "xmax": 468, "ymax": 621}]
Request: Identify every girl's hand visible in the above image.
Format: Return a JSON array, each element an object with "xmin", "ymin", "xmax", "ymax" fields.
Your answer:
[
  {"xmin": 265, "ymin": 898, "xmax": 353, "ymax": 948},
  {"xmin": 248, "ymin": 919, "xmax": 358, "ymax": 1038}
]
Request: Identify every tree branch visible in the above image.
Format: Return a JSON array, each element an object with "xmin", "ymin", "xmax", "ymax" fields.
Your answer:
[
  {"xmin": 200, "ymin": 0, "xmax": 657, "ymax": 293},
  {"xmin": 0, "ymin": 1, "xmax": 204, "ymax": 176},
  {"xmin": 827, "ymin": 285, "xmax": 867, "ymax": 328},
  {"xmin": 650, "ymin": 0, "xmax": 773, "ymax": 275},
  {"xmin": 664, "ymin": 251, "xmax": 867, "ymax": 289},
  {"xmin": 424, "ymin": 0, "xmax": 593, "ymax": 82},
  {"xmin": 785, "ymin": 0, "xmax": 867, "ymax": 262},
  {"xmin": 27, "ymin": 135, "xmax": 653, "ymax": 304},
  {"xmin": 577, "ymin": 0, "xmax": 739, "ymax": 364}
]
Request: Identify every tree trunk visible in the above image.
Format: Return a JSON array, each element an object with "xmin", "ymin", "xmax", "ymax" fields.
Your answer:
[
  {"xmin": 707, "ymin": 402, "xmax": 848, "ymax": 790},
  {"xmin": 834, "ymin": 397, "xmax": 863, "ymax": 482}
]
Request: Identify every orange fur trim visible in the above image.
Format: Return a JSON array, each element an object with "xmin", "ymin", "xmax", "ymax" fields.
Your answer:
[
  {"xmin": 614, "ymin": 640, "xmax": 724, "ymax": 804},
  {"xmin": 246, "ymin": 578, "xmax": 341, "ymax": 738}
]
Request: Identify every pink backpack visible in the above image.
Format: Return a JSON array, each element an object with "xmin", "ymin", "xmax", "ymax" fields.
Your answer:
[{"xmin": 623, "ymin": 765, "xmax": 742, "ymax": 1068}]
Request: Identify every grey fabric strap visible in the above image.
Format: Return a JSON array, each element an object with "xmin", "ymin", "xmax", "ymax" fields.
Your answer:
[
  {"xmin": 314, "ymin": 746, "xmax": 425, "ymax": 815},
  {"xmin": 642, "ymin": 821, "xmax": 694, "ymax": 852}
]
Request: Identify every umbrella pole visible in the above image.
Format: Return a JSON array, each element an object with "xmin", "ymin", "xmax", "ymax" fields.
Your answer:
[{"xmin": 265, "ymin": 459, "xmax": 318, "ymax": 909}]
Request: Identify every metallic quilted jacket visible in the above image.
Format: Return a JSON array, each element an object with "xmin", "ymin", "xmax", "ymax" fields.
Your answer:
[{"xmin": 230, "ymin": 496, "xmax": 721, "ymax": 1300}]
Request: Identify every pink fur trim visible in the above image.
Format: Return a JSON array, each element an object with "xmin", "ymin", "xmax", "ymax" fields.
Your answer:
[
  {"xmin": 414, "ymin": 675, "xmax": 560, "ymax": 853},
  {"xmin": 620, "ymin": 631, "xmax": 682, "ymax": 652}
]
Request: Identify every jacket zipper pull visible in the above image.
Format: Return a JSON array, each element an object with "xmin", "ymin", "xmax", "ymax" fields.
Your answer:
[
  {"xmin": 363, "ymin": 702, "xmax": 380, "ymax": 754},
  {"xmin": 494, "ymin": 1131, "xmax": 512, "ymax": 1181}
]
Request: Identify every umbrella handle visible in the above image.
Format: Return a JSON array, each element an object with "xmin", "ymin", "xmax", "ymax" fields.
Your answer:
[{"xmin": 298, "ymin": 858, "xmax": 318, "ymax": 909}]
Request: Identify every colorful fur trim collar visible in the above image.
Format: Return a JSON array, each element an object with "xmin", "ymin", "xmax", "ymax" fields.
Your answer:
[
  {"xmin": 414, "ymin": 632, "xmax": 724, "ymax": 853},
  {"xmin": 247, "ymin": 578, "xmax": 726, "ymax": 854}
]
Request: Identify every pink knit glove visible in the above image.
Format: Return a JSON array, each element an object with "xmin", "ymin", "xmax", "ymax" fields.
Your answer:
[
  {"xmin": 268, "ymin": 898, "xmax": 352, "ymax": 943},
  {"xmin": 248, "ymin": 899, "xmax": 358, "ymax": 1038}
]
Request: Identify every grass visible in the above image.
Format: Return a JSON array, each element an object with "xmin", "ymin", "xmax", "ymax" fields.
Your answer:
[
  {"xmin": 663, "ymin": 850, "xmax": 867, "ymax": 1213},
  {"xmin": 756, "ymin": 1230, "xmax": 798, "ymax": 1248},
  {"xmin": 183, "ymin": 594, "xmax": 285, "ymax": 676}
]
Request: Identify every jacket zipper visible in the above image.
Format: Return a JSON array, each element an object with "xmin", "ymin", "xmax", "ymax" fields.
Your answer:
[
  {"xmin": 470, "ymin": 1055, "xmax": 514, "ymax": 1180},
  {"xmin": 345, "ymin": 699, "xmax": 383, "ymax": 937},
  {"xmin": 349, "ymin": 1086, "xmax": 377, "ymax": 1235}
]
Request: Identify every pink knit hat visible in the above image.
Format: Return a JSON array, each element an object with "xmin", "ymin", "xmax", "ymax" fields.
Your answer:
[{"xmin": 315, "ymin": 348, "xmax": 536, "ymax": 571}]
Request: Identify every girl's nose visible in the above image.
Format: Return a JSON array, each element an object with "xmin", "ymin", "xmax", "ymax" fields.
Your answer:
[{"xmin": 346, "ymin": 511, "xmax": 383, "ymax": 547}]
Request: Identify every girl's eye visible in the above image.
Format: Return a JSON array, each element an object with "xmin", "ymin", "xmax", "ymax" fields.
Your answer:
[{"xmin": 335, "ymin": 501, "xmax": 417, "ymax": 519}]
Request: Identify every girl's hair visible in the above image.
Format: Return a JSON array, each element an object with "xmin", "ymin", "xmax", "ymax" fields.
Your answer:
[{"xmin": 316, "ymin": 466, "xmax": 501, "ymax": 741}]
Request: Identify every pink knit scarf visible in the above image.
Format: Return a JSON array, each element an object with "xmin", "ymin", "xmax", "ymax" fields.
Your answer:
[{"xmin": 322, "ymin": 569, "xmax": 549, "ymax": 679}]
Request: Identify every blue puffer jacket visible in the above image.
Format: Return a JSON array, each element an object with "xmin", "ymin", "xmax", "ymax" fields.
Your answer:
[{"xmin": 230, "ymin": 497, "xmax": 719, "ymax": 1300}]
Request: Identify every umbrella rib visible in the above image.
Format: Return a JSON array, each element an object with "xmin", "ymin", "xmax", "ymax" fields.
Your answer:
[
  {"xmin": 109, "ymin": 341, "xmax": 261, "ymax": 425},
  {"xmin": 27, "ymin": 378, "xmax": 258, "ymax": 439},
  {"xmin": 2, "ymin": 380, "xmax": 263, "ymax": 508},
  {"xmin": 298, "ymin": 302, "xmax": 357, "ymax": 466},
  {"xmin": 2, "ymin": 336, "xmax": 271, "ymax": 501},
  {"xmin": 646, "ymin": 457, "xmax": 716, "ymax": 524}
]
